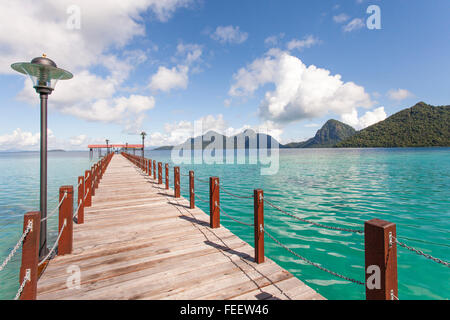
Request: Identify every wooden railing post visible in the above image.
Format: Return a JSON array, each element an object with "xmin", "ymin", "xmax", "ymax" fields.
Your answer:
[
  {"xmin": 148, "ymin": 159, "xmax": 151, "ymax": 176},
  {"xmin": 254, "ymin": 189, "xmax": 264, "ymax": 264},
  {"xmin": 91, "ymin": 166, "xmax": 96, "ymax": 196},
  {"xmin": 158, "ymin": 162, "xmax": 162, "ymax": 184},
  {"xmin": 365, "ymin": 218, "xmax": 398, "ymax": 300},
  {"xmin": 189, "ymin": 171, "xmax": 195, "ymax": 209},
  {"xmin": 77, "ymin": 176, "xmax": 85, "ymax": 224},
  {"xmin": 84, "ymin": 170, "xmax": 92, "ymax": 207},
  {"xmin": 145, "ymin": 158, "xmax": 148, "ymax": 174},
  {"xmin": 153, "ymin": 160, "xmax": 156, "ymax": 180},
  {"xmin": 209, "ymin": 177, "xmax": 220, "ymax": 228},
  {"xmin": 58, "ymin": 186, "xmax": 74, "ymax": 256},
  {"xmin": 174, "ymin": 167, "xmax": 180, "ymax": 198},
  {"xmin": 19, "ymin": 211, "xmax": 40, "ymax": 300},
  {"xmin": 165, "ymin": 164, "xmax": 169, "ymax": 190}
]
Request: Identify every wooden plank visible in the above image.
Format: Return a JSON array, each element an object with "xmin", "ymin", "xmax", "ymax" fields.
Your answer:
[{"xmin": 37, "ymin": 154, "xmax": 325, "ymax": 300}]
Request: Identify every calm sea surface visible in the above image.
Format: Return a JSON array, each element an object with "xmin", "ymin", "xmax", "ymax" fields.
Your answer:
[{"xmin": 0, "ymin": 148, "xmax": 449, "ymax": 300}]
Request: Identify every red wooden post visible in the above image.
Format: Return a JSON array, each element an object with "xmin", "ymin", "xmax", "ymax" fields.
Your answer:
[
  {"xmin": 365, "ymin": 218, "xmax": 398, "ymax": 300},
  {"xmin": 209, "ymin": 177, "xmax": 220, "ymax": 228},
  {"xmin": 58, "ymin": 186, "xmax": 74, "ymax": 256},
  {"xmin": 77, "ymin": 176, "xmax": 84, "ymax": 224},
  {"xmin": 84, "ymin": 170, "xmax": 92, "ymax": 207},
  {"xmin": 148, "ymin": 159, "xmax": 151, "ymax": 176},
  {"xmin": 165, "ymin": 164, "xmax": 169, "ymax": 190},
  {"xmin": 254, "ymin": 189, "xmax": 264, "ymax": 264},
  {"xmin": 158, "ymin": 162, "xmax": 163, "ymax": 184},
  {"xmin": 189, "ymin": 171, "xmax": 195, "ymax": 209},
  {"xmin": 19, "ymin": 211, "xmax": 40, "ymax": 300},
  {"xmin": 91, "ymin": 166, "xmax": 96, "ymax": 196},
  {"xmin": 153, "ymin": 160, "xmax": 156, "ymax": 179},
  {"xmin": 174, "ymin": 167, "xmax": 180, "ymax": 198},
  {"xmin": 145, "ymin": 158, "xmax": 148, "ymax": 174}
]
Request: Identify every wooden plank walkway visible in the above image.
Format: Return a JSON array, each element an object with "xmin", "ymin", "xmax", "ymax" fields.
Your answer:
[{"xmin": 37, "ymin": 155, "xmax": 325, "ymax": 300}]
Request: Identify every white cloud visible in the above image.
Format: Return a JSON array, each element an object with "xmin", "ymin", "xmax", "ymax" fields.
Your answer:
[
  {"xmin": 149, "ymin": 42, "xmax": 203, "ymax": 93},
  {"xmin": 286, "ymin": 35, "xmax": 321, "ymax": 51},
  {"xmin": 387, "ymin": 89, "xmax": 414, "ymax": 101},
  {"xmin": 264, "ymin": 33, "xmax": 285, "ymax": 47},
  {"xmin": 0, "ymin": 128, "xmax": 107, "ymax": 151},
  {"xmin": 1, "ymin": 0, "xmax": 190, "ymax": 132},
  {"xmin": 211, "ymin": 25, "xmax": 249, "ymax": 44},
  {"xmin": 304, "ymin": 123, "xmax": 320, "ymax": 128},
  {"xmin": 149, "ymin": 65, "xmax": 189, "ymax": 92},
  {"xmin": 229, "ymin": 49, "xmax": 374, "ymax": 124},
  {"xmin": 333, "ymin": 13, "xmax": 350, "ymax": 23},
  {"xmin": 343, "ymin": 18, "xmax": 365, "ymax": 32},
  {"xmin": 341, "ymin": 107, "xmax": 387, "ymax": 130}
]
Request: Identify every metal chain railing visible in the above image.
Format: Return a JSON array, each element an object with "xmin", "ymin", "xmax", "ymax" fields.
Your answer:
[
  {"xmin": 262, "ymin": 225, "xmax": 364, "ymax": 285},
  {"xmin": 194, "ymin": 193, "xmax": 209, "ymax": 204},
  {"xmin": 215, "ymin": 201, "xmax": 254, "ymax": 227},
  {"xmin": 14, "ymin": 269, "xmax": 30, "ymax": 300},
  {"xmin": 0, "ymin": 220, "xmax": 33, "ymax": 272},
  {"xmin": 394, "ymin": 237, "xmax": 449, "ymax": 267},
  {"xmin": 195, "ymin": 177, "xmax": 209, "ymax": 184},
  {"xmin": 38, "ymin": 219, "xmax": 67, "ymax": 267},
  {"xmin": 73, "ymin": 199, "xmax": 82, "ymax": 219},
  {"xmin": 41, "ymin": 192, "xmax": 67, "ymax": 222},
  {"xmin": 220, "ymin": 184, "xmax": 254, "ymax": 199},
  {"xmin": 264, "ymin": 198, "xmax": 364, "ymax": 234}
]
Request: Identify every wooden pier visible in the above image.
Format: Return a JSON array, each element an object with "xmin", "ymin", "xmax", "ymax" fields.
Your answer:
[{"xmin": 36, "ymin": 154, "xmax": 325, "ymax": 300}]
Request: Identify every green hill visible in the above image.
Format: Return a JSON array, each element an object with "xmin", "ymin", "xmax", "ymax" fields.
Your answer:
[
  {"xmin": 284, "ymin": 119, "xmax": 356, "ymax": 148},
  {"xmin": 337, "ymin": 102, "xmax": 450, "ymax": 148}
]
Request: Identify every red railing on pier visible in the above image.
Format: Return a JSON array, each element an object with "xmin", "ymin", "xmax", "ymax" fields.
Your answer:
[{"xmin": 121, "ymin": 151, "xmax": 450, "ymax": 301}]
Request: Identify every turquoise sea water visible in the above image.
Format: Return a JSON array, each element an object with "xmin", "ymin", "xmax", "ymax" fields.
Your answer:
[{"xmin": 0, "ymin": 148, "xmax": 449, "ymax": 300}]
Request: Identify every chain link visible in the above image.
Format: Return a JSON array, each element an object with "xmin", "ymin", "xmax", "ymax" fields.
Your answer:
[
  {"xmin": 215, "ymin": 201, "xmax": 254, "ymax": 227},
  {"xmin": 0, "ymin": 220, "xmax": 33, "ymax": 272},
  {"xmin": 41, "ymin": 192, "xmax": 67, "ymax": 222},
  {"xmin": 194, "ymin": 193, "xmax": 209, "ymax": 203},
  {"xmin": 14, "ymin": 269, "xmax": 30, "ymax": 300},
  {"xmin": 264, "ymin": 198, "xmax": 363, "ymax": 234},
  {"xmin": 220, "ymin": 184, "xmax": 254, "ymax": 199},
  {"xmin": 195, "ymin": 177, "xmax": 209, "ymax": 184},
  {"xmin": 394, "ymin": 237, "xmax": 449, "ymax": 267},
  {"xmin": 262, "ymin": 225, "xmax": 364, "ymax": 285},
  {"xmin": 38, "ymin": 219, "xmax": 67, "ymax": 267}
]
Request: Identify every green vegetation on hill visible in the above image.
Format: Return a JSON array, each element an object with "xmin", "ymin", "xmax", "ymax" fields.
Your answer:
[
  {"xmin": 337, "ymin": 102, "xmax": 450, "ymax": 147},
  {"xmin": 284, "ymin": 119, "xmax": 356, "ymax": 148}
]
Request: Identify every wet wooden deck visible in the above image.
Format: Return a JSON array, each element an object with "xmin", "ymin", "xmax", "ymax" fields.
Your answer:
[{"xmin": 37, "ymin": 155, "xmax": 324, "ymax": 300}]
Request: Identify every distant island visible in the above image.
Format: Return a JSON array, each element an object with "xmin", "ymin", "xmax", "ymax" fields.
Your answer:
[{"xmin": 153, "ymin": 102, "xmax": 449, "ymax": 150}]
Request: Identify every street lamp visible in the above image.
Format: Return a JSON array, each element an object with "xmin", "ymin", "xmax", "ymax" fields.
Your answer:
[
  {"xmin": 141, "ymin": 131, "xmax": 146, "ymax": 159},
  {"xmin": 106, "ymin": 139, "xmax": 109, "ymax": 155},
  {"xmin": 11, "ymin": 54, "xmax": 73, "ymax": 259}
]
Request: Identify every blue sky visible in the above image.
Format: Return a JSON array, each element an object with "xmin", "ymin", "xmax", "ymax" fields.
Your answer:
[{"xmin": 0, "ymin": 0, "xmax": 449, "ymax": 150}]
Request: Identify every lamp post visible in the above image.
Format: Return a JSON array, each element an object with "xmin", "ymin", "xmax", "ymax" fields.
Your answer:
[
  {"xmin": 106, "ymin": 139, "xmax": 109, "ymax": 155},
  {"xmin": 11, "ymin": 55, "xmax": 73, "ymax": 259},
  {"xmin": 141, "ymin": 131, "xmax": 146, "ymax": 159}
]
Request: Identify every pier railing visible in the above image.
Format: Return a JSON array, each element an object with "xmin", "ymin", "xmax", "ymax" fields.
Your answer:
[
  {"xmin": 122, "ymin": 152, "xmax": 449, "ymax": 301},
  {"xmin": 0, "ymin": 152, "xmax": 114, "ymax": 300}
]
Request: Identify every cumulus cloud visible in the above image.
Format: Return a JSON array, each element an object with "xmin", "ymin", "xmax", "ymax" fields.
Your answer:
[
  {"xmin": 286, "ymin": 35, "xmax": 321, "ymax": 51},
  {"xmin": 341, "ymin": 107, "xmax": 387, "ymax": 130},
  {"xmin": 1, "ymin": 0, "xmax": 191, "ymax": 132},
  {"xmin": 211, "ymin": 25, "xmax": 249, "ymax": 44},
  {"xmin": 229, "ymin": 49, "xmax": 374, "ymax": 124},
  {"xmin": 149, "ymin": 66, "xmax": 189, "ymax": 92},
  {"xmin": 149, "ymin": 42, "xmax": 203, "ymax": 93},
  {"xmin": 0, "ymin": 128, "xmax": 106, "ymax": 151},
  {"xmin": 343, "ymin": 18, "xmax": 365, "ymax": 32},
  {"xmin": 333, "ymin": 13, "xmax": 350, "ymax": 23},
  {"xmin": 387, "ymin": 88, "xmax": 414, "ymax": 101},
  {"xmin": 264, "ymin": 33, "xmax": 285, "ymax": 47}
]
